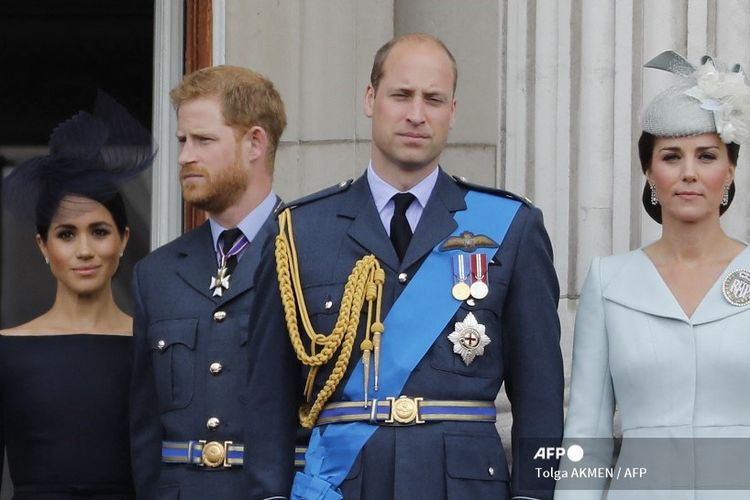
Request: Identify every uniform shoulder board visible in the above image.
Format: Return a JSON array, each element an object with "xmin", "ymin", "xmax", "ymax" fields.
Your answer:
[
  {"xmin": 272, "ymin": 197, "xmax": 286, "ymax": 216},
  {"xmin": 451, "ymin": 175, "xmax": 533, "ymax": 207},
  {"xmin": 283, "ymin": 179, "xmax": 354, "ymax": 210}
]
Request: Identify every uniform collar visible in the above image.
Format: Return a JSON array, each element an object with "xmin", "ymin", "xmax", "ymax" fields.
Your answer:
[
  {"xmin": 208, "ymin": 191, "xmax": 277, "ymax": 252},
  {"xmin": 366, "ymin": 162, "xmax": 438, "ymax": 214},
  {"xmin": 338, "ymin": 169, "xmax": 462, "ymax": 272}
]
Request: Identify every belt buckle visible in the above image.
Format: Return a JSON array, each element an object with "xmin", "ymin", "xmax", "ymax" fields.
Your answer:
[
  {"xmin": 385, "ymin": 396, "xmax": 424, "ymax": 425},
  {"xmin": 198, "ymin": 440, "xmax": 233, "ymax": 468}
]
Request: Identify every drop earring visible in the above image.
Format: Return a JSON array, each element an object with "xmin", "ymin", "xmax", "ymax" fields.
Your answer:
[
  {"xmin": 650, "ymin": 184, "xmax": 658, "ymax": 205},
  {"xmin": 721, "ymin": 184, "xmax": 730, "ymax": 206}
]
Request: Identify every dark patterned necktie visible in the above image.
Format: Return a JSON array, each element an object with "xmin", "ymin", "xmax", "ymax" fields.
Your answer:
[{"xmin": 389, "ymin": 193, "xmax": 416, "ymax": 261}]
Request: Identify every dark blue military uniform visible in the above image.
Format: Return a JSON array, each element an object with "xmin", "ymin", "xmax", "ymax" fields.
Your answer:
[
  {"xmin": 251, "ymin": 169, "xmax": 564, "ymax": 500},
  {"xmin": 130, "ymin": 215, "xmax": 299, "ymax": 500}
]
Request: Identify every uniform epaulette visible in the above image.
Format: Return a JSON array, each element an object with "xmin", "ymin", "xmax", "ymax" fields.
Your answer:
[
  {"xmin": 451, "ymin": 175, "xmax": 533, "ymax": 207},
  {"xmin": 284, "ymin": 179, "xmax": 354, "ymax": 210},
  {"xmin": 272, "ymin": 197, "xmax": 286, "ymax": 216}
]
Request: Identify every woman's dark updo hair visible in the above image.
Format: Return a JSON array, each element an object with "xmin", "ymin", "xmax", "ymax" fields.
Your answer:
[{"xmin": 36, "ymin": 191, "xmax": 128, "ymax": 242}]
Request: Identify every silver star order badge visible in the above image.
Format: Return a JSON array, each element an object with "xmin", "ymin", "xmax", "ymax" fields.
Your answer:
[
  {"xmin": 210, "ymin": 265, "xmax": 231, "ymax": 297},
  {"xmin": 448, "ymin": 312, "xmax": 491, "ymax": 366}
]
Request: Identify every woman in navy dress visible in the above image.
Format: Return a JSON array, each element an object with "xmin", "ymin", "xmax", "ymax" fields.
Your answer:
[{"xmin": 0, "ymin": 93, "xmax": 154, "ymax": 499}]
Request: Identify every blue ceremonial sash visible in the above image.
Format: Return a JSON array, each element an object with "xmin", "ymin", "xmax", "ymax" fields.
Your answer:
[{"xmin": 291, "ymin": 191, "xmax": 522, "ymax": 500}]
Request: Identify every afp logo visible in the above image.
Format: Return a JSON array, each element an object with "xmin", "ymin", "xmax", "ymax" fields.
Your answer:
[{"xmin": 533, "ymin": 444, "xmax": 584, "ymax": 462}]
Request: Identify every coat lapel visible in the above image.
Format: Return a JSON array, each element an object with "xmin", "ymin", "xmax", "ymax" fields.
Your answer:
[
  {"xmin": 602, "ymin": 245, "xmax": 750, "ymax": 325},
  {"xmin": 340, "ymin": 170, "xmax": 467, "ymax": 273},
  {"xmin": 602, "ymin": 250, "xmax": 688, "ymax": 322},
  {"xmin": 400, "ymin": 171, "xmax": 464, "ymax": 270},
  {"xmin": 175, "ymin": 222, "xmax": 219, "ymax": 301},
  {"xmin": 340, "ymin": 176, "xmax": 401, "ymax": 272},
  {"xmin": 691, "ymin": 245, "xmax": 750, "ymax": 325},
  {"xmin": 173, "ymin": 201, "xmax": 281, "ymax": 305},
  {"xmin": 215, "ymin": 212, "xmax": 278, "ymax": 305}
]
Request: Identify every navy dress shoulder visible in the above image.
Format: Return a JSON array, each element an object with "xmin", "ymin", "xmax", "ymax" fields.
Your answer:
[{"xmin": 0, "ymin": 334, "xmax": 134, "ymax": 499}]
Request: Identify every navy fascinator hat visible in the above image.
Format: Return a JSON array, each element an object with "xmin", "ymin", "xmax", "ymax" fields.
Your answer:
[{"xmin": 2, "ymin": 91, "xmax": 157, "ymax": 232}]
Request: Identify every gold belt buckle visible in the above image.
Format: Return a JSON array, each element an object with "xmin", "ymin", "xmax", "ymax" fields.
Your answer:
[
  {"xmin": 199, "ymin": 440, "xmax": 232, "ymax": 468},
  {"xmin": 385, "ymin": 396, "xmax": 424, "ymax": 425}
]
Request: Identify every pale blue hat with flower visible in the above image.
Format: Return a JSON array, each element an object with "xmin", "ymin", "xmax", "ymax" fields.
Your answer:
[{"xmin": 641, "ymin": 50, "xmax": 750, "ymax": 144}]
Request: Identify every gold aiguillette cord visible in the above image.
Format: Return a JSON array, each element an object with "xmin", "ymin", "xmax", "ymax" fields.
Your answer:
[{"xmin": 275, "ymin": 208, "xmax": 385, "ymax": 428}]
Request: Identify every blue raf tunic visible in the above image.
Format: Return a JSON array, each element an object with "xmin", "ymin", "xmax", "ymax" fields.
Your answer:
[
  {"xmin": 252, "ymin": 169, "xmax": 564, "ymax": 500},
  {"xmin": 130, "ymin": 209, "xmax": 299, "ymax": 500}
]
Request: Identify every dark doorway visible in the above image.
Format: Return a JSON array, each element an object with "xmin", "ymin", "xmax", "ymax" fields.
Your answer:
[{"xmin": 0, "ymin": 1, "xmax": 155, "ymax": 497}]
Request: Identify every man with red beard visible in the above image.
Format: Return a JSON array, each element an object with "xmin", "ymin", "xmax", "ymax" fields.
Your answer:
[{"xmin": 130, "ymin": 66, "xmax": 299, "ymax": 500}]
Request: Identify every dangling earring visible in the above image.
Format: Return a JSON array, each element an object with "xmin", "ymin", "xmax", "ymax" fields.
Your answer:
[
  {"xmin": 721, "ymin": 184, "xmax": 730, "ymax": 206},
  {"xmin": 44, "ymin": 256, "xmax": 49, "ymax": 265},
  {"xmin": 650, "ymin": 184, "xmax": 658, "ymax": 205}
]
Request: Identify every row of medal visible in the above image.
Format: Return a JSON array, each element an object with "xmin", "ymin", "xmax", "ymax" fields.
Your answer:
[
  {"xmin": 450, "ymin": 253, "xmax": 492, "ymax": 365},
  {"xmin": 451, "ymin": 253, "xmax": 489, "ymax": 301}
]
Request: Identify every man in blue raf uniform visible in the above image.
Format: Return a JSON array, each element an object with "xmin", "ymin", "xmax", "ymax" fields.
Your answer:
[
  {"xmin": 254, "ymin": 33, "xmax": 564, "ymax": 499},
  {"xmin": 130, "ymin": 66, "xmax": 298, "ymax": 499}
]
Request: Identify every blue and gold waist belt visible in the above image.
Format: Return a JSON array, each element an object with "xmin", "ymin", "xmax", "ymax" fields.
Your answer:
[
  {"xmin": 317, "ymin": 397, "xmax": 496, "ymax": 426},
  {"xmin": 161, "ymin": 440, "xmax": 243, "ymax": 468}
]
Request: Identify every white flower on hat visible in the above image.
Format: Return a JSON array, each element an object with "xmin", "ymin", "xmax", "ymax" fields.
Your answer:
[{"xmin": 685, "ymin": 61, "xmax": 750, "ymax": 144}]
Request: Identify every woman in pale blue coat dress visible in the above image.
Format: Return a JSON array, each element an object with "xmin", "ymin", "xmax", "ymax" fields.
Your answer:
[{"xmin": 555, "ymin": 51, "xmax": 750, "ymax": 500}]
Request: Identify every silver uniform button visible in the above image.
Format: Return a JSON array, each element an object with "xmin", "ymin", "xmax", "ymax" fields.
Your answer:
[
  {"xmin": 209, "ymin": 362, "xmax": 223, "ymax": 375},
  {"xmin": 213, "ymin": 310, "xmax": 227, "ymax": 322},
  {"xmin": 488, "ymin": 466, "xmax": 495, "ymax": 476},
  {"xmin": 206, "ymin": 417, "xmax": 221, "ymax": 431},
  {"xmin": 398, "ymin": 272, "xmax": 408, "ymax": 283},
  {"xmin": 157, "ymin": 340, "xmax": 166, "ymax": 350}
]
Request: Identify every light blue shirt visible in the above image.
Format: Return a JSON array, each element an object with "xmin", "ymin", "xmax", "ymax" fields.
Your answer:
[
  {"xmin": 367, "ymin": 163, "xmax": 439, "ymax": 236},
  {"xmin": 208, "ymin": 191, "xmax": 277, "ymax": 261}
]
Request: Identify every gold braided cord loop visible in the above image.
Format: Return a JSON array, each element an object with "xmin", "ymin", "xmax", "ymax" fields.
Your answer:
[{"xmin": 276, "ymin": 208, "xmax": 385, "ymax": 428}]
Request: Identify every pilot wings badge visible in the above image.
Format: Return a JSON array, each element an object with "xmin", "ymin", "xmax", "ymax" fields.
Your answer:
[
  {"xmin": 440, "ymin": 231, "xmax": 499, "ymax": 253},
  {"xmin": 448, "ymin": 312, "xmax": 491, "ymax": 365}
]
